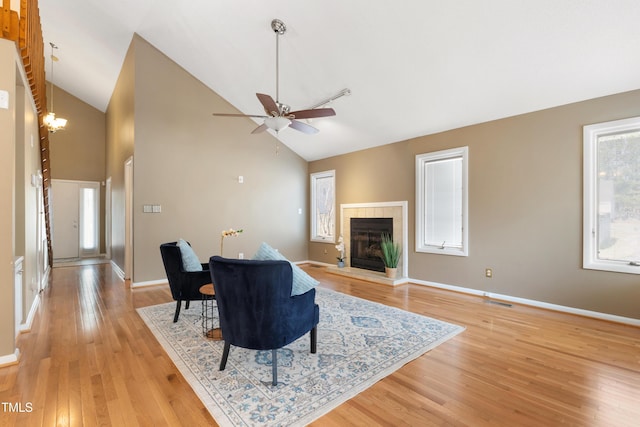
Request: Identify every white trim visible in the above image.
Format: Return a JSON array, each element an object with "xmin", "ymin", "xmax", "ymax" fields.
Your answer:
[
  {"xmin": 105, "ymin": 177, "xmax": 112, "ymax": 259},
  {"xmin": 79, "ymin": 182, "xmax": 100, "ymax": 257},
  {"xmin": 131, "ymin": 279, "xmax": 168, "ymax": 289},
  {"xmin": 416, "ymin": 147, "xmax": 469, "ymax": 257},
  {"xmin": 340, "ymin": 201, "xmax": 409, "ymax": 279},
  {"xmin": 411, "ymin": 278, "xmax": 640, "ymax": 327},
  {"xmin": 124, "ymin": 157, "xmax": 134, "ymax": 280},
  {"xmin": 310, "ymin": 170, "xmax": 336, "ymax": 243},
  {"xmin": 0, "ymin": 349, "xmax": 20, "ymax": 367},
  {"xmin": 583, "ymin": 116, "xmax": 640, "ymax": 274},
  {"xmin": 111, "ymin": 260, "xmax": 125, "ymax": 281},
  {"xmin": 40, "ymin": 265, "xmax": 50, "ymax": 291},
  {"xmin": 19, "ymin": 293, "xmax": 40, "ymax": 333}
]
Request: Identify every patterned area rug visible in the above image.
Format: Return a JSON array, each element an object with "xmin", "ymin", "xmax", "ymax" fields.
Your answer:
[{"xmin": 137, "ymin": 287, "xmax": 464, "ymax": 426}]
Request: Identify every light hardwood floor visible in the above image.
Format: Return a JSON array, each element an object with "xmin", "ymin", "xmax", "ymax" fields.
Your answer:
[{"xmin": 1, "ymin": 263, "xmax": 639, "ymax": 426}]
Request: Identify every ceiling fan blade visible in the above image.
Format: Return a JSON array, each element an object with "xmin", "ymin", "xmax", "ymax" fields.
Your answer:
[
  {"xmin": 256, "ymin": 93, "xmax": 279, "ymax": 116},
  {"xmin": 288, "ymin": 107, "xmax": 336, "ymax": 120},
  {"xmin": 289, "ymin": 119, "xmax": 319, "ymax": 134},
  {"xmin": 212, "ymin": 113, "xmax": 268, "ymax": 118},
  {"xmin": 251, "ymin": 123, "xmax": 268, "ymax": 134}
]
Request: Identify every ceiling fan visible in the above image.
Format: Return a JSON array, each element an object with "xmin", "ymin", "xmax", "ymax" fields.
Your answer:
[{"xmin": 213, "ymin": 19, "xmax": 337, "ymax": 135}]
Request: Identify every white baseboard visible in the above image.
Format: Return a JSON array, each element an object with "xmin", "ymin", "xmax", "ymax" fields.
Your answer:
[
  {"xmin": 41, "ymin": 266, "xmax": 50, "ymax": 291},
  {"xmin": 111, "ymin": 261, "xmax": 125, "ymax": 281},
  {"xmin": 0, "ymin": 349, "xmax": 20, "ymax": 367},
  {"xmin": 19, "ymin": 293, "xmax": 40, "ymax": 333},
  {"xmin": 411, "ymin": 278, "xmax": 640, "ymax": 327},
  {"xmin": 135, "ymin": 260, "xmax": 315, "ymax": 289},
  {"xmin": 305, "ymin": 261, "xmax": 640, "ymax": 326},
  {"xmin": 131, "ymin": 279, "xmax": 167, "ymax": 289}
]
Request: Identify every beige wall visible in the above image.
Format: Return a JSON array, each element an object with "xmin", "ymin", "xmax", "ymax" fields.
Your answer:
[
  {"xmin": 310, "ymin": 89, "xmax": 640, "ymax": 319},
  {"xmin": 106, "ymin": 40, "xmax": 136, "ymax": 271},
  {"xmin": 0, "ymin": 39, "xmax": 42, "ymax": 360},
  {"xmin": 49, "ymin": 83, "xmax": 106, "ymax": 252},
  {"xmin": 0, "ymin": 40, "xmax": 17, "ymax": 358},
  {"xmin": 49, "ymin": 84, "xmax": 105, "ymax": 181},
  {"xmin": 111, "ymin": 35, "xmax": 309, "ymax": 283}
]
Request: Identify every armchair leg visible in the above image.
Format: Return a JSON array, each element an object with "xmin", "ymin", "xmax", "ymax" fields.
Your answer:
[
  {"xmin": 185, "ymin": 300, "xmax": 190, "ymax": 310},
  {"xmin": 310, "ymin": 326, "xmax": 317, "ymax": 354},
  {"xmin": 220, "ymin": 341, "xmax": 231, "ymax": 371},
  {"xmin": 173, "ymin": 300, "xmax": 182, "ymax": 323},
  {"xmin": 272, "ymin": 349, "xmax": 278, "ymax": 386}
]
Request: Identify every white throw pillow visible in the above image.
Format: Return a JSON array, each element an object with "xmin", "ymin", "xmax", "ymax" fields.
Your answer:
[
  {"xmin": 177, "ymin": 239, "xmax": 203, "ymax": 272},
  {"xmin": 252, "ymin": 242, "xmax": 319, "ymax": 296}
]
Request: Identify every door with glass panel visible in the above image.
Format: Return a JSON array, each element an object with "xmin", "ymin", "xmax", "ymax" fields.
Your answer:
[{"xmin": 51, "ymin": 180, "xmax": 100, "ymax": 259}]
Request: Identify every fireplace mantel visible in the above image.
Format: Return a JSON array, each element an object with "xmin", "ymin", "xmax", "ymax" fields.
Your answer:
[{"xmin": 339, "ymin": 201, "xmax": 408, "ymax": 280}]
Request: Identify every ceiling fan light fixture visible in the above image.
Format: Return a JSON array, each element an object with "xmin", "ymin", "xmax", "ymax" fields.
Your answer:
[{"xmin": 265, "ymin": 116, "xmax": 291, "ymax": 132}]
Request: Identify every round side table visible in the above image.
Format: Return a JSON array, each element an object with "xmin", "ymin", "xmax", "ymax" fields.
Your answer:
[{"xmin": 199, "ymin": 284, "xmax": 222, "ymax": 340}]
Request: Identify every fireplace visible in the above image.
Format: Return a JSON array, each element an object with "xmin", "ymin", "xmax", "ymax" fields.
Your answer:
[{"xmin": 350, "ymin": 217, "xmax": 393, "ymax": 272}]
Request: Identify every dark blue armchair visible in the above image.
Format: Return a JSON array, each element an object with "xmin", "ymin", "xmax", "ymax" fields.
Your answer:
[
  {"xmin": 160, "ymin": 242, "xmax": 211, "ymax": 322},
  {"xmin": 210, "ymin": 256, "xmax": 320, "ymax": 386}
]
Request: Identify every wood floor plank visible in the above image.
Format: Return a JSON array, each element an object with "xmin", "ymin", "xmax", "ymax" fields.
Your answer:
[{"xmin": 0, "ymin": 262, "xmax": 638, "ymax": 426}]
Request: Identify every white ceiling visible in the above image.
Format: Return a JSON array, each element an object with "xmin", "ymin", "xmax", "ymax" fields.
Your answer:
[{"xmin": 38, "ymin": 0, "xmax": 640, "ymax": 161}]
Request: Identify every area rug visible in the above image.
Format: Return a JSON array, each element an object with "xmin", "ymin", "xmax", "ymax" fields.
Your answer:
[{"xmin": 137, "ymin": 287, "xmax": 464, "ymax": 426}]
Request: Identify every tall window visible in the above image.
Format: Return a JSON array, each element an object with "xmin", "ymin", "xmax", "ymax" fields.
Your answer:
[
  {"xmin": 310, "ymin": 170, "xmax": 335, "ymax": 242},
  {"xmin": 416, "ymin": 147, "xmax": 468, "ymax": 256},
  {"xmin": 584, "ymin": 116, "xmax": 640, "ymax": 274},
  {"xmin": 79, "ymin": 183, "xmax": 100, "ymax": 257}
]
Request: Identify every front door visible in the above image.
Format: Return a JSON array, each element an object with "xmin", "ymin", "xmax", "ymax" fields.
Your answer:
[
  {"xmin": 51, "ymin": 180, "xmax": 100, "ymax": 260},
  {"xmin": 51, "ymin": 180, "xmax": 80, "ymax": 259}
]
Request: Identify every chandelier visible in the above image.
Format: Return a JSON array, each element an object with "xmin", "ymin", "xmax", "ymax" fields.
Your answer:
[{"xmin": 43, "ymin": 42, "xmax": 67, "ymax": 133}]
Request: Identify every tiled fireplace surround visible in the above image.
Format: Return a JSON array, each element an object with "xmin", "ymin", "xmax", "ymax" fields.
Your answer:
[{"xmin": 331, "ymin": 201, "xmax": 409, "ymax": 285}]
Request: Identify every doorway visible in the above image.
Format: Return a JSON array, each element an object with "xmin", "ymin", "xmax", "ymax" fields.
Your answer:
[
  {"xmin": 124, "ymin": 157, "xmax": 133, "ymax": 280},
  {"xmin": 51, "ymin": 179, "xmax": 100, "ymax": 260}
]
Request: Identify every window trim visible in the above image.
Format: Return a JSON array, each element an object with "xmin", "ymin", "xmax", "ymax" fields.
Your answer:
[
  {"xmin": 583, "ymin": 116, "xmax": 640, "ymax": 275},
  {"xmin": 310, "ymin": 169, "xmax": 336, "ymax": 243},
  {"xmin": 416, "ymin": 146, "xmax": 469, "ymax": 257},
  {"xmin": 79, "ymin": 182, "xmax": 100, "ymax": 257}
]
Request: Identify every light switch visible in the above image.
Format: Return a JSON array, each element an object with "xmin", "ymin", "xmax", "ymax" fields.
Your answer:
[
  {"xmin": 152, "ymin": 205, "xmax": 162, "ymax": 213},
  {"xmin": 143, "ymin": 205, "xmax": 152, "ymax": 213},
  {"xmin": 0, "ymin": 90, "xmax": 8, "ymax": 109},
  {"xmin": 238, "ymin": 175, "xmax": 244, "ymax": 184}
]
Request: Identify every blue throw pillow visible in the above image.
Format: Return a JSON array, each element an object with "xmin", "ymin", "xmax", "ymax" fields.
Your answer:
[
  {"xmin": 177, "ymin": 239, "xmax": 203, "ymax": 272},
  {"xmin": 252, "ymin": 242, "xmax": 319, "ymax": 296}
]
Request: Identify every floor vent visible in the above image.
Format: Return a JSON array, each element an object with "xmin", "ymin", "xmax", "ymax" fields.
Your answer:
[{"xmin": 485, "ymin": 299, "xmax": 513, "ymax": 307}]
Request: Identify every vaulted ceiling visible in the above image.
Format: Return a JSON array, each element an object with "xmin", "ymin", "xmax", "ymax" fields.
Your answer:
[{"xmin": 39, "ymin": 0, "xmax": 640, "ymax": 161}]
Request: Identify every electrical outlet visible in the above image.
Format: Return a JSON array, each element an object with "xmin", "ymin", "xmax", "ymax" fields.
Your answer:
[
  {"xmin": 238, "ymin": 252, "xmax": 244, "ymax": 259},
  {"xmin": 485, "ymin": 268, "xmax": 493, "ymax": 278}
]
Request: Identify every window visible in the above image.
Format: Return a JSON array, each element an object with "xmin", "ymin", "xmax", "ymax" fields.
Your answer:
[
  {"xmin": 583, "ymin": 116, "xmax": 640, "ymax": 274},
  {"xmin": 79, "ymin": 183, "xmax": 100, "ymax": 257},
  {"xmin": 310, "ymin": 170, "xmax": 335, "ymax": 242},
  {"xmin": 416, "ymin": 147, "xmax": 468, "ymax": 256}
]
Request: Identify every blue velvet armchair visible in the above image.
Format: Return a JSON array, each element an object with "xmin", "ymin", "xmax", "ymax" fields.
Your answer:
[
  {"xmin": 209, "ymin": 256, "xmax": 320, "ymax": 386},
  {"xmin": 160, "ymin": 242, "xmax": 211, "ymax": 322}
]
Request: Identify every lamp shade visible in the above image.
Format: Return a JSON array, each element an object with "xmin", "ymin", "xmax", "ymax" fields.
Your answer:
[{"xmin": 264, "ymin": 116, "xmax": 291, "ymax": 132}]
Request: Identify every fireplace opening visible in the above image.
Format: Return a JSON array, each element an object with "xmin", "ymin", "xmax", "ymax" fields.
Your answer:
[{"xmin": 350, "ymin": 218, "xmax": 393, "ymax": 272}]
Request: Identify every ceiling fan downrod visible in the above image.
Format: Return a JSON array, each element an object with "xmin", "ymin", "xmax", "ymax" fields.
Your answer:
[{"xmin": 271, "ymin": 19, "xmax": 286, "ymax": 106}]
